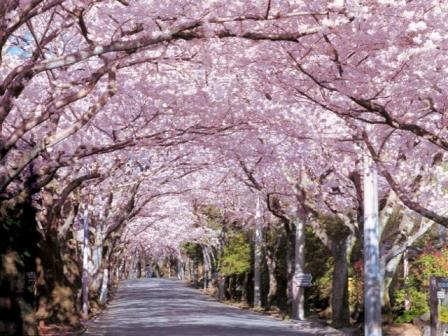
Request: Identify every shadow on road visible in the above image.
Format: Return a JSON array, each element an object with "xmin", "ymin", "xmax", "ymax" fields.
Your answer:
[{"xmin": 84, "ymin": 278, "xmax": 341, "ymax": 336}]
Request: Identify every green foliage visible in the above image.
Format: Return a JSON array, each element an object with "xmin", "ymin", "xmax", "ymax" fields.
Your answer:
[
  {"xmin": 393, "ymin": 247, "xmax": 448, "ymax": 322},
  {"xmin": 394, "ymin": 287, "xmax": 429, "ymax": 323},
  {"xmin": 314, "ymin": 266, "xmax": 333, "ymax": 300},
  {"xmin": 219, "ymin": 232, "xmax": 250, "ymax": 276},
  {"xmin": 304, "ymin": 226, "xmax": 333, "ymax": 309},
  {"xmin": 182, "ymin": 242, "xmax": 203, "ymax": 263},
  {"xmin": 1, "ymin": 217, "xmax": 19, "ymax": 231},
  {"xmin": 440, "ymin": 307, "xmax": 448, "ymax": 323},
  {"xmin": 414, "ymin": 249, "xmax": 448, "ymax": 280}
]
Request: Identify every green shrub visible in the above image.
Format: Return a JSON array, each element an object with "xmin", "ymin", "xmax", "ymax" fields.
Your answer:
[
  {"xmin": 394, "ymin": 286, "xmax": 429, "ymax": 323},
  {"xmin": 219, "ymin": 232, "xmax": 250, "ymax": 276},
  {"xmin": 440, "ymin": 306, "xmax": 448, "ymax": 323},
  {"xmin": 393, "ymin": 247, "xmax": 448, "ymax": 323}
]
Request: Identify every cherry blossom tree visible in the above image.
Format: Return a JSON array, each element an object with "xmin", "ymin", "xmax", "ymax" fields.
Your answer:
[{"xmin": 1, "ymin": 1, "xmax": 447, "ymax": 335}]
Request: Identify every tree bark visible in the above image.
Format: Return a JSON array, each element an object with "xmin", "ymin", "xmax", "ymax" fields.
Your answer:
[
  {"xmin": 381, "ymin": 254, "xmax": 402, "ymax": 313},
  {"xmin": 203, "ymin": 247, "xmax": 211, "ymax": 290},
  {"xmin": 218, "ymin": 276, "xmax": 226, "ymax": 301},
  {"xmin": 286, "ymin": 228, "xmax": 295, "ymax": 307},
  {"xmin": 403, "ymin": 250, "xmax": 410, "ymax": 311},
  {"xmin": 331, "ymin": 239, "xmax": 351, "ymax": 328},
  {"xmin": 266, "ymin": 252, "xmax": 277, "ymax": 308},
  {"xmin": 0, "ymin": 203, "xmax": 39, "ymax": 335},
  {"xmin": 242, "ymin": 272, "xmax": 249, "ymax": 304},
  {"xmin": 99, "ymin": 268, "xmax": 109, "ymax": 304},
  {"xmin": 36, "ymin": 232, "xmax": 80, "ymax": 329}
]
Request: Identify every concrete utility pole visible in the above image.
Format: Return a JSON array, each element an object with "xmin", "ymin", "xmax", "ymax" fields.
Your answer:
[
  {"xmin": 363, "ymin": 154, "xmax": 382, "ymax": 336},
  {"xmin": 81, "ymin": 206, "xmax": 90, "ymax": 319},
  {"xmin": 253, "ymin": 193, "xmax": 263, "ymax": 308},
  {"xmin": 292, "ymin": 218, "xmax": 306, "ymax": 320}
]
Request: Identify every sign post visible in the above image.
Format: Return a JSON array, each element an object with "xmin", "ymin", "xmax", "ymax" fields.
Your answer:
[
  {"xmin": 429, "ymin": 276, "xmax": 448, "ymax": 336},
  {"xmin": 430, "ymin": 276, "xmax": 439, "ymax": 336}
]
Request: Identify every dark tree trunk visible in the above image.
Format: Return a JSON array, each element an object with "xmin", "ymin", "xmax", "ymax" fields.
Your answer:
[
  {"xmin": 286, "ymin": 226, "xmax": 295, "ymax": 307},
  {"xmin": 242, "ymin": 272, "xmax": 249, "ymax": 304},
  {"xmin": 35, "ymin": 231, "xmax": 80, "ymax": 329},
  {"xmin": 331, "ymin": 240, "xmax": 350, "ymax": 328},
  {"xmin": 228, "ymin": 276, "xmax": 234, "ymax": 299},
  {"xmin": 0, "ymin": 203, "xmax": 39, "ymax": 335},
  {"xmin": 218, "ymin": 276, "xmax": 226, "ymax": 301},
  {"xmin": 266, "ymin": 250, "xmax": 277, "ymax": 308}
]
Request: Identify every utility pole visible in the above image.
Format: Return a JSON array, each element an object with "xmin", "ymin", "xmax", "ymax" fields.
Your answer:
[
  {"xmin": 363, "ymin": 153, "xmax": 382, "ymax": 336},
  {"xmin": 81, "ymin": 206, "xmax": 89, "ymax": 319},
  {"xmin": 253, "ymin": 193, "xmax": 262, "ymax": 308},
  {"xmin": 292, "ymin": 218, "xmax": 306, "ymax": 320}
]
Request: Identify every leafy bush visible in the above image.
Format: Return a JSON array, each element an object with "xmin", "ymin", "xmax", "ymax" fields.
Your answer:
[
  {"xmin": 219, "ymin": 232, "xmax": 250, "ymax": 276},
  {"xmin": 393, "ymin": 247, "xmax": 448, "ymax": 323},
  {"xmin": 394, "ymin": 286, "xmax": 429, "ymax": 323},
  {"xmin": 183, "ymin": 242, "xmax": 203, "ymax": 263},
  {"xmin": 440, "ymin": 307, "xmax": 448, "ymax": 323}
]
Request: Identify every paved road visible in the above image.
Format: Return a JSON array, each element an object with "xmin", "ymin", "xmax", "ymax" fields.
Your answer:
[{"xmin": 84, "ymin": 278, "xmax": 344, "ymax": 336}]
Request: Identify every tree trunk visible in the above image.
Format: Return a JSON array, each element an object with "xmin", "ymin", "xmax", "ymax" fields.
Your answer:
[
  {"xmin": 203, "ymin": 247, "xmax": 211, "ymax": 290},
  {"xmin": 403, "ymin": 250, "xmax": 410, "ymax": 311},
  {"xmin": 218, "ymin": 276, "xmax": 226, "ymax": 301},
  {"xmin": 228, "ymin": 276, "xmax": 234, "ymax": 299},
  {"xmin": 99, "ymin": 268, "xmax": 109, "ymax": 304},
  {"xmin": 153, "ymin": 264, "xmax": 160, "ymax": 278},
  {"xmin": 177, "ymin": 260, "xmax": 183, "ymax": 280},
  {"xmin": 36, "ymin": 233, "xmax": 80, "ymax": 329},
  {"xmin": 187, "ymin": 259, "xmax": 192, "ymax": 281},
  {"xmin": 1, "ymin": 251, "xmax": 37, "ymax": 336},
  {"xmin": 98, "ymin": 244, "xmax": 113, "ymax": 304},
  {"xmin": 381, "ymin": 254, "xmax": 402, "ymax": 314},
  {"xmin": 242, "ymin": 272, "xmax": 249, "ymax": 304},
  {"xmin": 0, "ymin": 204, "xmax": 39, "ymax": 335},
  {"xmin": 286, "ymin": 228, "xmax": 295, "ymax": 307},
  {"xmin": 331, "ymin": 240, "xmax": 351, "ymax": 328},
  {"xmin": 266, "ymin": 250, "xmax": 277, "ymax": 308},
  {"xmin": 193, "ymin": 260, "xmax": 198, "ymax": 285}
]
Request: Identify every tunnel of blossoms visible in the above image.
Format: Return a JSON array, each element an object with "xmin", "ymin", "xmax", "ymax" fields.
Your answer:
[{"xmin": 0, "ymin": 1, "xmax": 447, "ymax": 335}]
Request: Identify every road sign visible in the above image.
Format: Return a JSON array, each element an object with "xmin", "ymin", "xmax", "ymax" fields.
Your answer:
[
  {"xmin": 293, "ymin": 273, "xmax": 313, "ymax": 287},
  {"xmin": 437, "ymin": 291, "xmax": 446, "ymax": 300},
  {"xmin": 438, "ymin": 279, "xmax": 448, "ymax": 289},
  {"xmin": 26, "ymin": 271, "xmax": 36, "ymax": 286},
  {"xmin": 294, "ymin": 273, "xmax": 312, "ymax": 281}
]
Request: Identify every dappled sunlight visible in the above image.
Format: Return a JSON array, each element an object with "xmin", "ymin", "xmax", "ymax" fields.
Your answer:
[
  {"xmin": 85, "ymin": 279, "xmax": 343, "ymax": 336},
  {"xmin": 36, "ymin": 283, "xmax": 80, "ymax": 329},
  {"xmin": 2, "ymin": 251, "xmax": 20, "ymax": 276}
]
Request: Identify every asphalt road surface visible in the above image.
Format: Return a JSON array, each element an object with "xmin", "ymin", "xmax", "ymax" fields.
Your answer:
[{"xmin": 84, "ymin": 278, "xmax": 344, "ymax": 336}]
